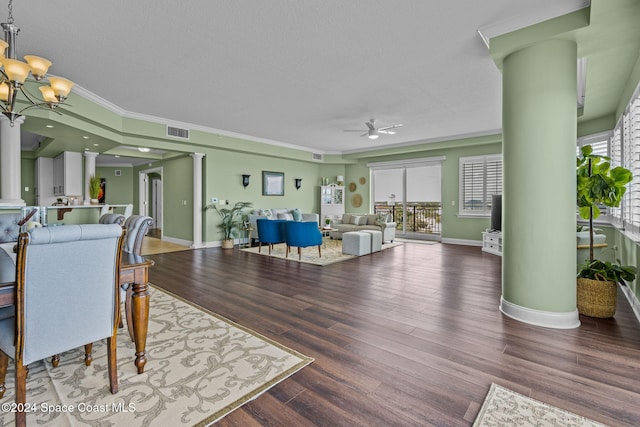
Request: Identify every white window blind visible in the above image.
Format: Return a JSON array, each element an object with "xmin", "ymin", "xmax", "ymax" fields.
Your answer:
[
  {"xmin": 623, "ymin": 95, "xmax": 640, "ymax": 232},
  {"xmin": 459, "ymin": 155, "xmax": 502, "ymax": 215},
  {"xmin": 610, "ymin": 124, "xmax": 623, "ymax": 221}
]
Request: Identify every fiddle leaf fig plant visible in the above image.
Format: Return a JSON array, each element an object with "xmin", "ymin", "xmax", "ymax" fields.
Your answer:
[
  {"xmin": 577, "ymin": 145, "xmax": 631, "ymax": 220},
  {"xmin": 577, "ymin": 144, "xmax": 632, "ymax": 261}
]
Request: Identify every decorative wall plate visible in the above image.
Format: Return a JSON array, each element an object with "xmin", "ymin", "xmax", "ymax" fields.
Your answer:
[
  {"xmin": 348, "ymin": 182, "xmax": 357, "ymax": 192},
  {"xmin": 351, "ymin": 194, "xmax": 363, "ymax": 208},
  {"xmin": 359, "ymin": 177, "xmax": 366, "ymax": 185}
]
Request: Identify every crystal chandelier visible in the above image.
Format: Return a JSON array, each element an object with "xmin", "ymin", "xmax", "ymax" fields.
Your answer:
[{"xmin": 0, "ymin": 0, "xmax": 73, "ymax": 125}]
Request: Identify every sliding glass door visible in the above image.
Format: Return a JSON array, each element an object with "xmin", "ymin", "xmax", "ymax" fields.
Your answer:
[{"xmin": 371, "ymin": 159, "xmax": 442, "ymax": 240}]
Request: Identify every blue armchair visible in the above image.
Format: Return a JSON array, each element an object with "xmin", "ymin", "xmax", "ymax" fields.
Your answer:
[
  {"xmin": 0, "ymin": 224, "xmax": 125, "ymax": 426},
  {"xmin": 284, "ymin": 221, "xmax": 322, "ymax": 260},
  {"xmin": 256, "ymin": 219, "xmax": 287, "ymax": 254}
]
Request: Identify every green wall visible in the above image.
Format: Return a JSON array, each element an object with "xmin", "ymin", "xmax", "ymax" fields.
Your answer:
[{"xmin": 96, "ymin": 166, "xmax": 134, "ymax": 206}]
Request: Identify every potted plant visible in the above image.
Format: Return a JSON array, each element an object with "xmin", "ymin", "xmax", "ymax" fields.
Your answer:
[
  {"xmin": 89, "ymin": 174, "xmax": 102, "ymax": 204},
  {"xmin": 577, "ymin": 259, "xmax": 637, "ymax": 317},
  {"xmin": 576, "ymin": 144, "xmax": 635, "ymax": 317},
  {"xmin": 205, "ymin": 201, "xmax": 253, "ymax": 249}
]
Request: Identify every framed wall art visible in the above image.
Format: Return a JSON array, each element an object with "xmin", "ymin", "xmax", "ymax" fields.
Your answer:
[{"xmin": 262, "ymin": 171, "xmax": 284, "ymax": 196}]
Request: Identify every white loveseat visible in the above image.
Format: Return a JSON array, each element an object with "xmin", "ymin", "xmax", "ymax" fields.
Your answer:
[
  {"xmin": 248, "ymin": 208, "xmax": 319, "ymax": 240},
  {"xmin": 329, "ymin": 213, "xmax": 396, "ymax": 243}
]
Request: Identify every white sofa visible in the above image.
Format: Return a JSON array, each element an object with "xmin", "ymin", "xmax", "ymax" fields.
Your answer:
[
  {"xmin": 329, "ymin": 213, "xmax": 396, "ymax": 243},
  {"xmin": 248, "ymin": 208, "xmax": 319, "ymax": 240}
]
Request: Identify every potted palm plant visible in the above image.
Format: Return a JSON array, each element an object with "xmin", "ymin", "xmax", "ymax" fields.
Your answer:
[
  {"xmin": 206, "ymin": 201, "xmax": 253, "ymax": 249},
  {"xmin": 89, "ymin": 174, "xmax": 102, "ymax": 204},
  {"xmin": 576, "ymin": 145, "xmax": 636, "ymax": 317}
]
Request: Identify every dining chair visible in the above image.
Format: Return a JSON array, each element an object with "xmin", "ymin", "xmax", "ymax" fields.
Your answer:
[
  {"xmin": 123, "ymin": 204, "xmax": 134, "ymax": 219},
  {"xmin": 0, "ymin": 224, "xmax": 125, "ymax": 427},
  {"xmin": 120, "ymin": 215, "xmax": 153, "ymax": 341},
  {"xmin": 284, "ymin": 221, "xmax": 322, "ymax": 260},
  {"xmin": 99, "ymin": 213, "xmax": 125, "ymax": 225},
  {"xmin": 100, "ymin": 203, "xmax": 111, "ymax": 217}
]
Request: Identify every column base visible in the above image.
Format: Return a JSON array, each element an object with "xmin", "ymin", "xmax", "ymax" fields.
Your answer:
[
  {"xmin": 500, "ymin": 296, "xmax": 580, "ymax": 329},
  {"xmin": 0, "ymin": 199, "xmax": 26, "ymax": 206}
]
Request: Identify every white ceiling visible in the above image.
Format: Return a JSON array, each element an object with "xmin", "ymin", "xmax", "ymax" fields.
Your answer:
[{"xmin": 12, "ymin": 0, "xmax": 587, "ymax": 156}]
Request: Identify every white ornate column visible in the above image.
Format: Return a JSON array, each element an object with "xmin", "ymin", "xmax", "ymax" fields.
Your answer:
[
  {"xmin": 191, "ymin": 152, "xmax": 205, "ymax": 248},
  {"xmin": 0, "ymin": 115, "xmax": 26, "ymax": 206},
  {"xmin": 83, "ymin": 151, "xmax": 99, "ymax": 204}
]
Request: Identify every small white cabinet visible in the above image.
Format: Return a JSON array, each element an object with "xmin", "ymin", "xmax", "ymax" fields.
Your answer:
[
  {"xmin": 482, "ymin": 230, "xmax": 502, "ymax": 256},
  {"xmin": 320, "ymin": 185, "xmax": 344, "ymax": 221},
  {"xmin": 53, "ymin": 151, "xmax": 83, "ymax": 196}
]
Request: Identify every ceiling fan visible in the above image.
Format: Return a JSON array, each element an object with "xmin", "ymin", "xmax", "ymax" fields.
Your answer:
[{"xmin": 344, "ymin": 119, "xmax": 403, "ymax": 140}]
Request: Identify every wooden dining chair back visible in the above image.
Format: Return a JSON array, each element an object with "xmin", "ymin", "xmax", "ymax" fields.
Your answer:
[
  {"xmin": 99, "ymin": 213, "xmax": 125, "ymax": 225},
  {"xmin": 120, "ymin": 215, "xmax": 153, "ymax": 341},
  {"xmin": 0, "ymin": 224, "xmax": 125, "ymax": 427}
]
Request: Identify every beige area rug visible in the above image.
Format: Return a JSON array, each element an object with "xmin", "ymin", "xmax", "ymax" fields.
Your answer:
[
  {"xmin": 0, "ymin": 286, "xmax": 313, "ymax": 426},
  {"xmin": 241, "ymin": 240, "xmax": 403, "ymax": 266},
  {"xmin": 474, "ymin": 383, "xmax": 608, "ymax": 427},
  {"xmin": 141, "ymin": 237, "xmax": 192, "ymax": 255}
]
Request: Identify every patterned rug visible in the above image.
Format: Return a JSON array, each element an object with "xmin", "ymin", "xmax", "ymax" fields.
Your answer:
[
  {"xmin": 474, "ymin": 383, "xmax": 608, "ymax": 427},
  {"xmin": 240, "ymin": 240, "xmax": 403, "ymax": 265},
  {"xmin": 0, "ymin": 286, "xmax": 313, "ymax": 426}
]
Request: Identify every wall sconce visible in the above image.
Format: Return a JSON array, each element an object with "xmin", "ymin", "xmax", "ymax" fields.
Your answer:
[
  {"xmin": 242, "ymin": 174, "xmax": 251, "ymax": 188},
  {"xmin": 294, "ymin": 178, "xmax": 302, "ymax": 190}
]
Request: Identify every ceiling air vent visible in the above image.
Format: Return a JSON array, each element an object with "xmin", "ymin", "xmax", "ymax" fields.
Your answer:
[
  {"xmin": 166, "ymin": 125, "xmax": 190, "ymax": 140},
  {"xmin": 312, "ymin": 153, "xmax": 323, "ymax": 161}
]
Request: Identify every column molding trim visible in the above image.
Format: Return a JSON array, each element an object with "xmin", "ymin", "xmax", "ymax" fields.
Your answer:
[{"xmin": 500, "ymin": 297, "xmax": 580, "ymax": 329}]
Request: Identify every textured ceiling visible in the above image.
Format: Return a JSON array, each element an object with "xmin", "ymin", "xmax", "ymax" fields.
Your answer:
[{"xmin": 9, "ymin": 0, "xmax": 635, "ymax": 159}]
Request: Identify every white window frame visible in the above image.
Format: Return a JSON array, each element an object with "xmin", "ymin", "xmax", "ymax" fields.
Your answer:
[{"xmin": 458, "ymin": 154, "xmax": 502, "ymax": 217}]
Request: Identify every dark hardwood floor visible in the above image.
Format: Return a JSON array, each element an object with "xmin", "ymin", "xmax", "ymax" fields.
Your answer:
[{"xmin": 148, "ymin": 242, "xmax": 640, "ymax": 426}]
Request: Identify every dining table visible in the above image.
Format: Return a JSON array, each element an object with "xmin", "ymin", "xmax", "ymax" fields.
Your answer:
[{"xmin": 0, "ymin": 247, "xmax": 154, "ymax": 374}]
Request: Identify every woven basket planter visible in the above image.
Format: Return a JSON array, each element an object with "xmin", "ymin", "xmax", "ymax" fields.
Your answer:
[{"xmin": 577, "ymin": 277, "xmax": 617, "ymax": 318}]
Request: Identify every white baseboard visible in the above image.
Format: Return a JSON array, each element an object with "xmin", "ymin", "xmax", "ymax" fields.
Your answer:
[
  {"xmin": 162, "ymin": 236, "xmax": 193, "ymax": 247},
  {"xmin": 500, "ymin": 297, "xmax": 581, "ymax": 329},
  {"xmin": 620, "ymin": 285, "xmax": 640, "ymax": 324},
  {"xmin": 442, "ymin": 238, "xmax": 482, "ymax": 246}
]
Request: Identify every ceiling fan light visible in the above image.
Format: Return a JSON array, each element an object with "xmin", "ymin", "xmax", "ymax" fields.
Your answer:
[
  {"xmin": 48, "ymin": 76, "xmax": 74, "ymax": 99},
  {"xmin": 1, "ymin": 58, "xmax": 31, "ymax": 84},
  {"xmin": 39, "ymin": 85, "xmax": 58, "ymax": 104},
  {"xmin": 0, "ymin": 82, "xmax": 9, "ymax": 102},
  {"xmin": 368, "ymin": 133, "xmax": 379, "ymax": 140},
  {"xmin": 0, "ymin": 39, "xmax": 8, "ymax": 58},
  {"xmin": 24, "ymin": 55, "xmax": 52, "ymax": 80}
]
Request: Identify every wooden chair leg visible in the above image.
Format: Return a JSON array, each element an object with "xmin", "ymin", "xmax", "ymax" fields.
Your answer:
[
  {"xmin": 318, "ymin": 245, "xmax": 322, "ymax": 258},
  {"xmin": 0, "ymin": 351, "xmax": 8, "ymax": 398},
  {"xmin": 15, "ymin": 363, "xmax": 27, "ymax": 427},
  {"xmin": 51, "ymin": 354, "xmax": 60, "ymax": 367},
  {"xmin": 125, "ymin": 285, "xmax": 135, "ymax": 342},
  {"xmin": 298, "ymin": 247, "xmax": 302, "ymax": 260},
  {"xmin": 84, "ymin": 344, "xmax": 93, "ymax": 366},
  {"xmin": 107, "ymin": 336, "xmax": 118, "ymax": 394}
]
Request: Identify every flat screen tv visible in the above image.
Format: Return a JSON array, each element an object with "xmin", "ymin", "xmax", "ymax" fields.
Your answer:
[{"xmin": 490, "ymin": 194, "xmax": 502, "ymax": 232}]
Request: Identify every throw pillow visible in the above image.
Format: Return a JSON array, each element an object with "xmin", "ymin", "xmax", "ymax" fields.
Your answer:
[
  {"xmin": 292, "ymin": 208, "xmax": 302, "ymax": 221},
  {"xmin": 375, "ymin": 213, "xmax": 388, "ymax": 226},
  {"xmin": 277, "ymin": 213, "xmax": 294, "ymax": 221},
  {"xmin": 342, "ymin": 214, "xmax": 353, "ymax": 224},
  {"xmin": 352, "ymin": 216, "xmax": 368, "ymax": 226},
  {"xmin": 259, "ymin": 209, "xmax": 273, "ymax": 219}
]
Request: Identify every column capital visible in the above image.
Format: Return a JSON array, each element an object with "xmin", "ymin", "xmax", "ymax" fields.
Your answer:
[
  {"xmin": 83, "ymin": 151, "xmax": 99, "ymax": 159},
  {"xmin": 190, "ymin": 152, "xmax": 205, "ymax": 160},
  {"xmin": 0, "ymin": 114, "xmax": 25, "ymax": 126}
]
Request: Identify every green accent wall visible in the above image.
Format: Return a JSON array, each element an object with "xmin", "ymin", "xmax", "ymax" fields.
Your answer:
[{"xmin": 96, "ymin": 166, "xmax": 134, "ymax": 206}]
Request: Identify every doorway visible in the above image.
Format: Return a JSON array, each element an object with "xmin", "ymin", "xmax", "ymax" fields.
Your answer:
[
  {"xmin": 371, "ymin": 158, "xmax": 443, "ymax": 241},
  {"xmin": 139, "ymin": 167, "xmax": 163, "ymax": 238}
]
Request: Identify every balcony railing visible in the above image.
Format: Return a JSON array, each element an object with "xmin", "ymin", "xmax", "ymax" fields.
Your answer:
[{"xmin": 374, "ymin": 203, "xmax": 441, "ymax": 234}]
